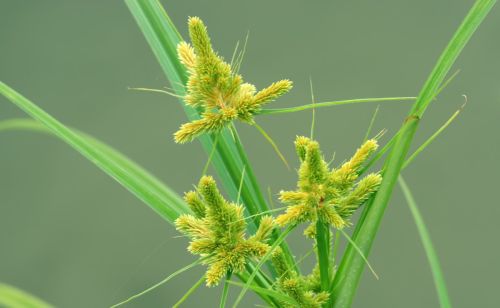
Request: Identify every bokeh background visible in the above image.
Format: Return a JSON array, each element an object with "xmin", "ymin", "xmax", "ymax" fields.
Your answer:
[{"xmin": 1, "ymin": 1, "xmax": 499, "ymax": 307}]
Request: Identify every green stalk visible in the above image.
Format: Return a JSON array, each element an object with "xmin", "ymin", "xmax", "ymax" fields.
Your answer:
[
  {"xmin": 220, "ymin": 272, "xmax": 232, "ymax": 308},
  {"xmin": 330, "ymin": 1, "xmax": 496, "ymax": 307},
  {"xmin": 315, "ymin": 220, "xmax": 331, "ymax": 292}
]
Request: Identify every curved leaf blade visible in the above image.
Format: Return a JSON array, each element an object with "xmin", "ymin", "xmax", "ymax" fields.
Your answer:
[
  {"xmin": 0, "ymin": 282, "xmax": 53, "ymax": 308},
  {"xmin": 0, "ymin": 83, "xmax": 189, "ymax": 224}
]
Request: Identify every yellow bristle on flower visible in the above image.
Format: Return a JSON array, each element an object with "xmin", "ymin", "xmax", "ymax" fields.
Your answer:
[
  {"xmin": 253, "ymin": 79, "xmax": 293, "ymax": 106},
  {"xmin": 177, "ymin": 41, "xmax": 197, "ymax": 71}
]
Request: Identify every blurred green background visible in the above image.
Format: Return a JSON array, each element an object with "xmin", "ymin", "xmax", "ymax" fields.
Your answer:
[{"xmin": 1, "ymin": 1, "xmax": 499, "ymax": 307}]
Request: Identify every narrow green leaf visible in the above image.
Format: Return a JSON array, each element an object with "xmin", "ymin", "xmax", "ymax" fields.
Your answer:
[
  {"xmin": 252, "ymin": 123, "xmax": 289, "ymax": 169},
  {"xmin": 111, "ymin": 257, "xmax": 205, "ymax": 307},
  {"xmin": 0, "ymin": 119, "xmax": 188, "ymax": 224},
  {"xmin": 338, "ymin": 229, "xmax": 378, "ymax": 280},
  {"xmin": 0, "ymin": 283, "xmax": 53, "ymax": 308},
  {"xmin": 258, "ymin": 97, "xmax": 416, "ymax": 115},
  {"xmin": 227, "ymin": 280, "xmax": 298, "ymax": 306},
  {"xmin": 233, "ymin": 225, "xmax": 295, "ymax": 308},
  {"xmin": 359, "ymin": 69, "xmax": 461, "ymax": 176},
  {"xmin": 172, "ymin": 275, "xmax": 205, "ymax": 308},
  {"xmin": 330, "ymin": 1, "xmax": 496, "ymax": 307},
  {"xmin": 363, "ymin": 105, "xmax": 380, "ymax": 142},
  {"xmin": 0, "ymin": 85, "xmax": 189, "ymax": 224},
  {"xmin": 402, "ymin": 104, "xmax": 464, "ymax": 169},
  {"xmin": 398, "ymin": 176, "xmax": 451, "ymax": 308}
]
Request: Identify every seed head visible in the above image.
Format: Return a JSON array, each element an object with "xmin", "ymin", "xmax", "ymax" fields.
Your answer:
[{"xmin": 174, "ymin": 17, "xmax": 292, "ymax": 143}]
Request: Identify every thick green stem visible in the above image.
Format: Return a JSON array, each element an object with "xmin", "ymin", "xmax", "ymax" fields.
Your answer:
[
  {"xmin": 315, "ymin": 220, "xmax": 331, "ymax": 292},
  {"xmin": 330, "ymin": 116, "xmax": 420, "ymax": 308},
  {"xmin": 220, "ymin": 271, "xmax": 232, "ymax": 308}
]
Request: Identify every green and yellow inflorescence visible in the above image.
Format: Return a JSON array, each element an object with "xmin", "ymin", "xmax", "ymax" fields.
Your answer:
[
  {"xmin": 175, "ymin": 176, "xmax": 274, "ymax": 286},
  {"xmin": 174, "ymin": 17, "xmax": 292, "ymax": 143},
  {"xmin": 271, "ymin": 248, "xmax": 329, "ymax": 307},
  {"xmin": 276, "ymin": 136, "xmax": 382, "ymax": 234}
]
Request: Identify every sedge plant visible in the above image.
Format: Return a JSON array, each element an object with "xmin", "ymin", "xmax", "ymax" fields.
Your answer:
[{"xmin": 0, "ymin": 0, "xmax": 496, "ymax": 307}]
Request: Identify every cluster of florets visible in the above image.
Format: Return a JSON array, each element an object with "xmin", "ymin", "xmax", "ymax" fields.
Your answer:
[
  {"xmin": 271, "ymin": 248, "xmax": 330, "ymax": 307},
  {"xmin": 174, "ymin": 17, "xmax": 292, "ymax": 143},
  {"xmin": 175, "ymin": 176, "xmax": 274, "ymax": 286},
  {"xmin": 276, "ymin": 136, "xmax": 382, "ymax": 236}
]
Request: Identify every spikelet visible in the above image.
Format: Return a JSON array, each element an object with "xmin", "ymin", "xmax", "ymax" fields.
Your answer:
[
  {"xmin": 175, "ymin": 176, "xmax": 274, "ymax": 286},
  {"xmin": 177, "ymin": 42, "xmax": 197, "ymax": 71},
  {"xmin": 253, "ymin": 80, "xmax": 293, "ymax": 106},
  {"xmin": 271, "ymin": 249, "xmax": 330, "ymax": 307},
  {"xmin": 174, "ymin": 17, "xmax": 292, "ymax": 143},
  {"xmin": 276, "ymin": 137, "xmax": 382, "ymax": 231}
]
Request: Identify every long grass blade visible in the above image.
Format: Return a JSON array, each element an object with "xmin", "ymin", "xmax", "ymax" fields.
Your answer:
[
  {"xmin": 359, "ymin": 69, "xmax": 462, "ymax": 175},
  {"xmin": 363, "ymin": 105, "xmax": 380, "ymax": 142},
  {"xmin": 402, "ymin": 104, "xmax": 464, "ymax": 169},
  {"xmin": 172, "ymin": 275, "xmax": 205, "ymax": 308},
  {"xmin": 233, "ymin": 225, "xmax": 294, "ymax": 308},
  {"xmin": 227, "ymin": 281, "xmax": 297, "ymax": 306},
  {"xmin": 338, "ymin": 229, "xmax": 378, "ymax": 280},
  {"xmin": 398, "ymin": 176, "xmax": 451, "ymax": 307},
  {"xmin": 0, "ymin": 283, "xmax": 53, "ymax": 308},
  {"xmin": 252, "ymin": 123, "xmax": 289, "ymax": 169},
  {"xmin": 111, "ymin": 257, "xmax": 204, "ymax": 307},
  {"xmin": 330, "ymin": 1, "xmax": 496, "ymax": 307},
  {"xmin": 0, "ymin": 85, "xmax": 189, "ymax": 224},
  {"xmin": 258, "ymin": 97, "xmax": 415, "ymax": 115},
  {"xmin": 0, "ymin": 120, "xmax": 186, "ymax": 221}
]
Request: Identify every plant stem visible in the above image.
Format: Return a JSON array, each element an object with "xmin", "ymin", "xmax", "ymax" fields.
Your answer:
[
  {"xmin": 220, "ymin": 271, "xmax": 232, "ymax": 308},
  {"xmin": 315, "ymin": 220, "xmax": 331, "ymax": 292}
]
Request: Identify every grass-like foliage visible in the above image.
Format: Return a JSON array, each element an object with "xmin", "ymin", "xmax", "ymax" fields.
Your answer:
[{"xmin": 0, "ymin": 0, "xmax": 496, "ymax": 307}]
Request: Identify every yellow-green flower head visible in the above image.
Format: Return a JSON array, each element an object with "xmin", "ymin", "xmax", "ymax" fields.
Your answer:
[
  {"xmin": 276, "ymin": 137, "xmax": 382, "ymax": 232},
  {"xmin": 174, "ymin": 17, "xmax": 293, "ymax": 143},
  {"xmin": 271, "ymin": 248, "xmax": 329, "ymax": 307},
  {"xmin": 175, "ymin": 176, "xmax": 274, "ymax": 286}
]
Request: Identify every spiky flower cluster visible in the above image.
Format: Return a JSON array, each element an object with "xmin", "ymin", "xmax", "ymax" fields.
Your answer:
[
  {"xmin": 175, "ymin": 176, "xmax": 274, "ymax": 286},
  {"xmin": 271, "ymin": 248, "xmax": 329, "ymax": 307},
  {"xmin": 174, "ymin": 17, "xmax": 293, "ymax": 143},
  {"xmin": 276, "ymin": 136, "xmax": 382, "ymax": 233}
]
